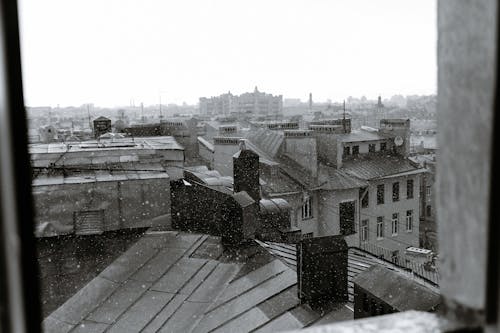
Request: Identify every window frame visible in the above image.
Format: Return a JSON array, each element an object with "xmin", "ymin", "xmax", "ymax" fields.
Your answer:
[
  {"xmin": 361, "ymin": 219, "xmax": 369, "ymax": 241},
  {"xmin": 406, "ymin": 209, "xmax": 413, "ymax": 232},
  {"xmin": 392, "ymin": 182, "xmax": 400, "ymax": 202},
  {"xmin": 377, "ymin": 184, "xmax": 385, "ymax": 205},
  {"xmin": 376, "ymin": 216, "xmax": 384, "ymax": 239},
  {"xmin": 360, "ymin": 188, "xmax": 369, "ymax": 208},
  {"xmin": 407, "ymin": 179, "xmax": 414, "ymax": 199},
  {"xmin": 391, "ymin": 213, "xmax": 399, "ymax": 236},
  {"xmin": 301, "ymin": 196, "xmax": 313, "ymax": 220}
]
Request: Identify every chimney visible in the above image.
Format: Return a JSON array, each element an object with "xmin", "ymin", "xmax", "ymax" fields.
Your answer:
[
  {"xmin": 233, "ymin": 140, "xmax": 260, "ymax": 202},
  {"xmin": 297, "ymin": 235, "xmax": 348, "ymax": 307},
  {"xmin": 213, "ymin": 136, "xmax": 243, "ymax": 176},
  {"xmin": 283, "ymin": 130, "xmax": 318, "ymax": 178}
]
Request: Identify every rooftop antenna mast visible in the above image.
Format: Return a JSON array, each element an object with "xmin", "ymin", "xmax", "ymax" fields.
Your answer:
[
  {"xmin": 87, "ymin": 104, "xmax": 93, "ymax": 137},
  {"xmin": 343, "ymin": 100, "xmax": 347, "ymax": 132},
  {"xmin": 159, "ymin": 95, "xmax": 163, "ymax": 122}
]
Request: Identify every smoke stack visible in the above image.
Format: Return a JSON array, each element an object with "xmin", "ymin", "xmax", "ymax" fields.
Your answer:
[
  {"xmin": 297, "ymin": 235, "xmax": 348, "ymax": 307},
  {"xmin": 233, "ymin": 140, "xmax": 260, "ymax": 202}
]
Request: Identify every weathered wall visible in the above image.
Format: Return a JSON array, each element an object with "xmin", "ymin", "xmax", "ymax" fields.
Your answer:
[
  {"xmin": 437, "ymin": 0, "xmax": 497, "ymax": 311},
  {"xmin": 32, "ymin": 177, "xmax": 171, "ymax": 235},
  {"xmin": 283, "ymin": 136, "xmax": 318, "ymax": 177},
  {"xmin": 318, "ymin": 188, "xmax": 359, "ymax": 248},
  {"xmin": 313, "ymin": 133, "xmax": 339, "ymax": 166},
  {"xmin": 213, "ymin": 140, "xmax": 240, "ymax": 176},
  {"xmin": 198, "ymin": 142, "xmax": 214, "ymax": 168}
]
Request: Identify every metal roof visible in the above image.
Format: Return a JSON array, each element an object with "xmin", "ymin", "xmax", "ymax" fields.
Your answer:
[
  {"xmin": 29, "ymin": 136, "xmax": 184, "ymax": 155},
  {"xmin": 259, "ymin": 198, "xmax": 292, "ymax": 214},
  {"xmin": 277, "ymin": 155, "xmax": 318, "ymax": 188},
  {"xmin": 255, "ymin": 241, "xmax": 440, "ymax": 304},
  {"xmin": 353, "ymin": 265, "xmax": 440, "ymax": 312},
  {"xmin": 317, "ymin": 165, "xmax": 369, "ymax": 191},
  {"xmin": 32, "ymin": 165, "xmax": 170, "ymax": 187},
  {"xmin": 42, "ymin": 232, "xmax": 355, "ymax": 332},
  {"xmin": 341, "ymin": 154, "xmax": 422, "ymax": 180},
  {"xmin": 338, "ymin": 130, "xmax": 386, "ymax": 143},
  {"xmin": 260, "ymin": 170, "xmax": 303, "ymax": 195},
  {"xmin": 244, "ymin": 128, "xmax": 284, "ymax": 159}
]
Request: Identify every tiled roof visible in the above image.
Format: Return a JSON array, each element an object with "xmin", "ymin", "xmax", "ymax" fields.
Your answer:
[
  {"xmin": 341, "ymin": 154, "xmax": 423, "ymax": 180},
  {"xmin": 43, "ymin": 232, "xmax": 352, "ymax": 333}
]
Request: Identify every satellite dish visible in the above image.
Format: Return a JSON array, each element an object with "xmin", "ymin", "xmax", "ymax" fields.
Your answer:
[{"xmin": 395, "ymin": 136, "xmax": 404, "ymax": 146}]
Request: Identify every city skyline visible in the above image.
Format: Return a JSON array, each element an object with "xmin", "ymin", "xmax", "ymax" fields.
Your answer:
[{"xmin": 19, "ymin": 0, "xmax": 436, "ymax": 107}]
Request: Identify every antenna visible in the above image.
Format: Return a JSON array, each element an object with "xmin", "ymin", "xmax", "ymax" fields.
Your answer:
[
  {"xmin": 87, "ymin": 104, "xmax": 93, "ymax": 137},
  {"xmin": 141, "ymin": 102, "xmax": 144, "ymax": 123},
  {"xmin": 159, "ymin": 95, "xmax": 163, "ymax": 122},
  {"xmin": 343, "ymin": 100, "xmax": 346, "ymax": 132}
]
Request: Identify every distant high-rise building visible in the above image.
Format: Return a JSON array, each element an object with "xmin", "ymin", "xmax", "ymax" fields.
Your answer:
[
  {"xmin": 309, "ymin": 93, "xmax": 313, "ymax": 111},
  {"xmin": 199, "ymin": 87, "xmax": 282, "ymax": 116}
]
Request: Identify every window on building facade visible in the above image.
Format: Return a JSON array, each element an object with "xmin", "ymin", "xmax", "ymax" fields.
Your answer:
[
  {"xmin": 380, "ymin": 142, "xmax": 387, "ymax": 151},
  {"xmin": 376, "ymin": 216, "xmax": 384, "ymax": 239},
  {"xmin": 406, "ymin": 210, "xmax": 413, "ymax": 232},
  {"xmin": 339, "ymin": 201, "xmax": 355, "ymax": 235},
  {"xmin": 392, "ymin": 182, "xmax": 399, "ymax": 202},
  {"xmin": 361, "ymin": 219, "xmax": 368, "ymax": 241},
  {"xmin": 426, "ymin": 185, "xmax": 431, "ymax": 196},
  {"xmin": 301, "ymin": 196, "xmax": 313, "ymax": 220},
  {"xmin": 352, "ymin": 145, "xmax": 359, "ymax": 155},
  {"xmin": 377, "ymin": 184, "xmax": 384, "ymax": 205},
  {"xmin": 360, "ymin": 188, "xmax": 369, "ymax": 208},
  {"xmin": 368, "ymin": 143, "xmax": 376, "ymax": 152},
  {"xmin": 343, "ymin": 146, "xmax": 350, "ymax": 156},
  {"xmin": 426, "ymin": 205, "xmax": 432, "ymax": 217},
  {"xmin": 407, "ymin": 179, "xmax": 414, "ymax": 199},
  {"xmin": 391, "ymin": 213, "xmax": 398, "ymax": 236}
]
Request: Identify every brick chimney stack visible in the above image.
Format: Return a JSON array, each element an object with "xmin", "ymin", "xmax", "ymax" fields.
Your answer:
[{"xmin": 233, "ymin": 140, "xmax": 260, "ymax": 202}]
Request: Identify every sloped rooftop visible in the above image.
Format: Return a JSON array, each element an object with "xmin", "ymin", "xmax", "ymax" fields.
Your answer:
[
  {"xmin": 341, "ymin": 154, "xmax": 425, "ymax": 180},
  {"xmin": 353, "ymin": 265, "xmax": 440, "ymax": 312},
  {"xmin": 255, "ymin": 241, "xmax": 440, "ymax": 304},
  {"xmin": 244, "ymin": 128, "xmax": 284, "ymax": 159},
  {"xmin": 317, "ymin": 165, "xmax": 369, "ymax": 191},
  {"xmin": 43, "ymin": 232, "xmax": 356, "ymax": 333}
]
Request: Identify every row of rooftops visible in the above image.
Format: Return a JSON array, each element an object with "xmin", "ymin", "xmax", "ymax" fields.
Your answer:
[{"xmin": 30, "ymin": 136, "xmax": 184, "ymax": 155}]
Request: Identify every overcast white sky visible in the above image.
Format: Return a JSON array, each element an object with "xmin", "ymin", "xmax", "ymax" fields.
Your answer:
[{"xmin": 18, "ymin": 0, "xmax": 436, "ymax": 107}]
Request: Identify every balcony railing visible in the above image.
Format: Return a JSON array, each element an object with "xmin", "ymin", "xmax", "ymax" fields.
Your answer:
[{"xmin": 358, "ymin": 242, "xmax": 439, "ymax": 286}]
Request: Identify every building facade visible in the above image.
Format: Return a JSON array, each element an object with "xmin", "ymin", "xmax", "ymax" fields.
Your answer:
[{"xmin": 199, "ymin": 87, "xmax": 283, "ymax": 116}]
